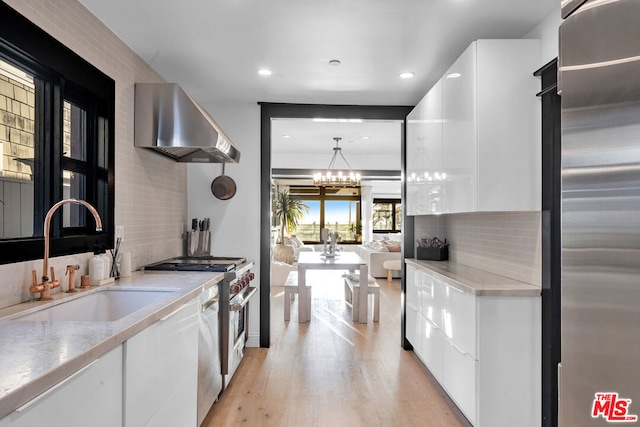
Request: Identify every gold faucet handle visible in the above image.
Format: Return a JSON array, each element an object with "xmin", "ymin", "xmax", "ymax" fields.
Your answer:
[
  {"xmin": 49, "ymin": 267, "xmax": 60, "ymax": 289},
  {"xmin": 29, "ymin": 270, "xmax": 45, "ymax": 294}
]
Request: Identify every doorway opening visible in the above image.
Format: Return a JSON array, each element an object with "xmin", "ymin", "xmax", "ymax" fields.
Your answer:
[{"xmin": 259, "ymin": 103, "xmax": 413, "ymax": 347}]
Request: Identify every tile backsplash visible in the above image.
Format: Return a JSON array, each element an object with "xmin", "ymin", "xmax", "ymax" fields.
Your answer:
[
  {"xmin": 0, "ymin": 0, "xmax": 187, "ymax": 310},
  {"xmin": 414, "ymin": 212, "xmax": 542, "ymax": 286}
]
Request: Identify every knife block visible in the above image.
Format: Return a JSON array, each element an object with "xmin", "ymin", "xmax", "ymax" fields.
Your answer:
[{"xmin": 187, "ymin": 231, "xmax": 211, "ymax": 256}]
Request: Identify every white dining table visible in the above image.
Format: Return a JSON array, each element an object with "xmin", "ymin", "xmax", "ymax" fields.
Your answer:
[{"xmin": 296, "ymin": 251, "xmax": 369, "ymax": 323}]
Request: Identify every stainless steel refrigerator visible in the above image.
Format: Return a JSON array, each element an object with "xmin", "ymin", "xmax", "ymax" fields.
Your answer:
[{"xmin": 560, "ymin": 0, "xmax": 640, "ymax": 425}]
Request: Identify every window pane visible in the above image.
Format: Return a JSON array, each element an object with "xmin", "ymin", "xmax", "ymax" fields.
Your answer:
[
  {"xmin": 62, "ymin": 170, "xmax": 86, "ymax": 228},
  {"xmin": 325, "ymin": 200, "xmax": 356, "ymax": 240},
  {"xmin": 294, "ymin": 200, "xmax": 320, "ymax": 242},
  {"xmin": 0, "ymin": 58, "xmax": 36, "ymax": 238},
  {"xmin": 63, "ymin": 100, "xmax": 87, "ymax": 161},
  {"xmin": 395, "ymin": 203, "xmax": 402, "ymax": 231},
  {"xmin": 372, "ymin": 202, "xmax": 393, "ymax": 230}
]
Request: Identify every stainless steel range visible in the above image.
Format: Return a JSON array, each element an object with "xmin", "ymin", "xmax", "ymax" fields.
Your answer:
[
  {"xmin": 143, "ymin": 255, "xmax": 245, "ymax": 272},
  {"xmin": 143, "ymin": 256, "xmax": 257, "ymax": 425}
]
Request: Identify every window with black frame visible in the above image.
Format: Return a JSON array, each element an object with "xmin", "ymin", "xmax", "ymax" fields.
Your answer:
[
  {"xmin": 285, "ymin": 185, "xmax": 361, "ymax": 243},
  {"xmin": 0, "ymin": 3, "xmax": 114, "ymax": 264},
  {"xmin": 372, "ymin": 198, "xmax": 402, "ymax": 233}
]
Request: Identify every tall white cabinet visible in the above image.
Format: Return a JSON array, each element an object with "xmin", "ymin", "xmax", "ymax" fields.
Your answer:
[
  {"xmin": 406, "ymin": 39, "xmax": 541, "ymax": 215},
  {"xmin": 406, "ymin": 262, "xmax": 541, "ymax": 427}
]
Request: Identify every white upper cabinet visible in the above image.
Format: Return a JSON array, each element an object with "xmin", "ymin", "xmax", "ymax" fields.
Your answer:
[
  {"xmin": 406, "ymin": 39, "xmax": 541, "ymax": 214},
  {"xmin": 474, "ymin": 40, "xmax": 541, "ymax": 211},
  {"xmin": 442, "ymin": 43, "xmax": 478, "ymax": 213},
  {"xmin": 406, "ymin": 79, "xmax": 444, "ymax": 215}
]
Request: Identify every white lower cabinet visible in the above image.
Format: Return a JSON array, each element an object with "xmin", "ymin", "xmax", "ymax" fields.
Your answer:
[
  {"xmin": 0, "ymin": 296, "xmax": 201, "ymax": 427},
  {"xmin": 443, "ymin": 338, "xmax": 477, "ymax": 424},
  {"xmin": 0, "ymin": 346, "xmax": 123, "ymax": 427},
  {"xmin": 405, "ymin": 262, "xmax": 540, "ymax": 427},
  {"xmin": 406, "ymin": 305, "xmax": 420, "ymax": 348},
  {"xmin": 124, "ymin": 298, "xmax": 199, "ymax": 427},
  {"xmin": 405, "ymin": 265, "xmax": 421, "ymax": 347},
  {"xmin": 419, "ymin": 316, "xmax": 444, "ymax": 384},
  {"xmin": 443, "ymin": 283, "xmax": 476, "ymax": 359}
]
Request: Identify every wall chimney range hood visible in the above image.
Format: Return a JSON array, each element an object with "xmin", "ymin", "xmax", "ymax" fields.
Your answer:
[{"xmin": 134, "ymin": 83, "xmax": 241, "ymax": 163}]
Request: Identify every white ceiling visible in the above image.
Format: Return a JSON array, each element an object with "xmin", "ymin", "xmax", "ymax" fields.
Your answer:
[{"xmin": 79, "ymin": 0, "xmax": 557, "ymax": 156}]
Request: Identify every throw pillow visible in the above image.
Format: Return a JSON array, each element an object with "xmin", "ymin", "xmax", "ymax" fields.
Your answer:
[
  {"xmin": 370, "ymin": 241, "xmax": 388, "ymax": 252},
  {"xmin": 382, "ymin": 241, "xmax": 401, "ymax": 252}
]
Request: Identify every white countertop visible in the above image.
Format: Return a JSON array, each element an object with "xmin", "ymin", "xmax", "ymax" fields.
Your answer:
[
  {"xmin": 0, "ymin": 270, "xmax": 223, "ymax": 420},
  {"xmin": 405, "ymin": 258, "xmax": 541, "ymax": 297}
]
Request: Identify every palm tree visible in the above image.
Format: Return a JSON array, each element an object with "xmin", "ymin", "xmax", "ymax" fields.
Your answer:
[
  {"xmin": 274, "ymin": 190, "xmax": 309, "ymax": 245},
  {"xmin": 273, "ymin": 190, "xmax": 309, "ymax": 264}
]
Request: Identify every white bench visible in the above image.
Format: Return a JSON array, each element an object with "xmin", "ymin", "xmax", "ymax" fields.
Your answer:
[
  {"xmin": 343, "ymin": 276, "xmax": 380, "ymax": 322},
  {"xmin": 284, "ymin": 271, "xmax": 312, "ymax": 322}
]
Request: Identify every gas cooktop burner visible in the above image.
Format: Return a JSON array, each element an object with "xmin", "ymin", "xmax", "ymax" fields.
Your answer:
[{"xmin": 143, "ymin": 256, "xmax": 247, "ymax": 272}]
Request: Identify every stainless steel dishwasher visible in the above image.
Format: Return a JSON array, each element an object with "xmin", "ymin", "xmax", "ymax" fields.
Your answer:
[{"xmin": 197, "ymin": 283, "xmax": 223, "ymax": 426}]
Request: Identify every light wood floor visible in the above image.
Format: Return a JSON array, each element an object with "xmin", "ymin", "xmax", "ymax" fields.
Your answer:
[{"xmin": 203, "ymin": 271, "xmax": 471, "ymax": 427}]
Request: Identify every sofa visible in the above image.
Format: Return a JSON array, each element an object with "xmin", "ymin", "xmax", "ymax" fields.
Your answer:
[
  {"xmin": 356, "ymin": 239, "xmax": 402, "ymax": 279},
  {"xmin": 284, "ymin": 235, "xmax": 314, "ymax": 260}
]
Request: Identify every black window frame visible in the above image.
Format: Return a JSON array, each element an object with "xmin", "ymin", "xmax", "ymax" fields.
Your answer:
[
  {"xmin": 372, "ymin": 198, "xmax": 402, "ymax": 234},
  {"xmin": 0, "ymin": 3, "xmax": 115, "ymax": 265}
]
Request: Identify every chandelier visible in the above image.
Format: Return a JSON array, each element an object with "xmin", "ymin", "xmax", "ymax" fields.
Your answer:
[{"xmin": 313, "ymin": 137, "xmax": 361, "ymax": 187}]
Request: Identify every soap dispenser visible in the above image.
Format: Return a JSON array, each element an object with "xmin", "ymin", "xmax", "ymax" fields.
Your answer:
[
  {"xmin": 89, "ymin": 245, "xmax": 104, "ymax": 286},
  {"xmin": 100, "ymin": 247, "xmax": 111, "ymax": 279}
]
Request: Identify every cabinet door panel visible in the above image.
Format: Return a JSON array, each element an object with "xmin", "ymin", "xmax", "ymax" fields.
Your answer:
[
  {"xmin": 442, "ymin": 42, "xmax": 477, "ymax": 213},
  {"xmin": 125, "ymin": 299, "xmax": 198, "ymax": 427},
  {"xmin": 405, "ymin": 265, "xmax": 419, "ymax": 311},
  {"xmin": 0, "ymin": 346, "xmax": 122, "ymax": 427},
  {"xmin": 442, "ymin": 284, "xmax": 477, "ymax": 359},
  {"xmin": 406, "ymin": 100, "xmax": 425, "ymax": 215},
  {"xmin": 476, "ymin": 39, "xmax": 541, "ymax": 211},
  {"xmin": 407, "ymin": 80, "xmax": 444, "ymax": 215},
  {"xmin": 406, "ymin": 305, "xmax": 420, "ymax": 348},
  {"xmin": 443, "ymin": 339, "xmax": 477, "ymax": 424},
  {"xmin": 420, "ymin": 271, "xmax": 443, "ymax": 329},
  {"xmin": 423, "ymin": 79, "xmax": 444, "ymax": 214},
  {"xmin": 420, "ymin": 317, "xmax": 445, "ymax": 384}
]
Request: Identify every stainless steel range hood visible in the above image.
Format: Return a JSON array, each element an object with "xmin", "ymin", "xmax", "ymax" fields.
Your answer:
[{"xmin": 134, "ymin": 83, "xmax": 240, "ymax": 163}]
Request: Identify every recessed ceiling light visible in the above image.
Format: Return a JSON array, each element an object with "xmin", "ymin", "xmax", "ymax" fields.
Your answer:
[
  {"xmin": 312, "ymin": 118, "xmax": 363, "ymax": 123},
  {"xmin": 446, "ymin": 72, "xmax": 461, "ymax": 79},
  {"xmin": 282, "ymin": 134, "xmax": 291, "ymax": 138},
  {"xmin": 257, "ymin": 68, "xmax": 272, "ymax": 76},
  {"xmin": 399, "ymin": 72, "xmax": 415, "ymax": 79},
  {"xmin": 362, "ymin": 136, "xmax": 370, "ymax": 140},
  {"xmin": 329, "ymin": 59, "xmax": 341, "ymax": 66}
]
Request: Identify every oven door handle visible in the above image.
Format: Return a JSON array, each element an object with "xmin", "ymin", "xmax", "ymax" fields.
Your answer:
[
  {"xmin": 229, "ymin": 286, "xmax": 257, "ymax": 312},
  {"xmin": 202, "ymin": 296, "xmax": 220, "ymax": 314}
]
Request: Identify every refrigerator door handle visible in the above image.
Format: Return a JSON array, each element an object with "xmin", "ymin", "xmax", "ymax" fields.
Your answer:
[
  {"xmin": 557, "ymin": 28, "xmax": 562, "ymax": 96},
  {"xmin": 558, "ymin": 362, "xmax": 563, "ymax": 427}
]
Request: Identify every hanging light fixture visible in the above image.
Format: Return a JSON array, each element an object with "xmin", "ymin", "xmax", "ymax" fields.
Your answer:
[{"xmin": 313, "ymin": 137, "xmax": 361, "ymax": 187}]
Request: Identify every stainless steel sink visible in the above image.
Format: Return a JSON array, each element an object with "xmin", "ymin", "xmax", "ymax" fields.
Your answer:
[{"xmin": 13, "ymin": 287, "xmax": 178, "ymax": 322}]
